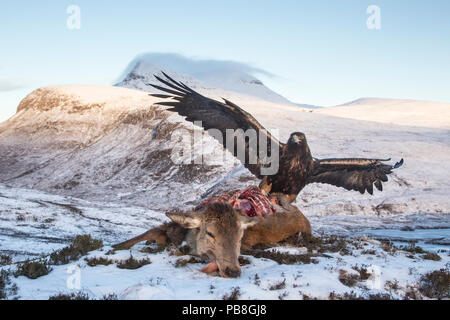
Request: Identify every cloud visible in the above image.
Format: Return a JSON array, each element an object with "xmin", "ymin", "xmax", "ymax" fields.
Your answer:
[
  {"xmin": 0, "ymin": 80, "xmax": 26, "ymax": 92},
  {"xmin": 117, "ymin": 52, "xmax": 275, "ymax": 83}
]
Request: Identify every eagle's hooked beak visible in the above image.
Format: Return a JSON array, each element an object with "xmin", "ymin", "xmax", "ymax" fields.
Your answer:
[
  {"xmin": 289, "ymin": 133, "xmax": 305, "ymax": 145},
  {"xmin": 290, "ymin": 136, "xmax": 300, "ymax": 144}
]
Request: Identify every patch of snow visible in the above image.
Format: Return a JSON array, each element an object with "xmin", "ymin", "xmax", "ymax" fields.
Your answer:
[{"xmin": 5, "ymin": 235, "xmax": 449, "ymax": 300}]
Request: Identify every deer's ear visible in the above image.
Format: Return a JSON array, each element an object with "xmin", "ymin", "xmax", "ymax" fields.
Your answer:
[
  {"xmin": 166, "ymin": 211, "xmax": 202, "ymax": 229},
  {"xmin": 239, "ymin": 215, "xmax": 261, "ymax": 230}
]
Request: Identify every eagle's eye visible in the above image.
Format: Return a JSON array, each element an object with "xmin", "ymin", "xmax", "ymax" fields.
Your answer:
[{"xmin": 289, "ymin": 134, "xmax": 304, "ymax": 144}]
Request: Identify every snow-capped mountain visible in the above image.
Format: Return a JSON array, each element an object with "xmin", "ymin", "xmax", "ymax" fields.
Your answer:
[
  {"xmin": 115, "ymin": 53, "xmax": 296, "ymax": 105},
  {"xmin": 1, "ymin": 85, "xmax": 449, "ymax": 217}
]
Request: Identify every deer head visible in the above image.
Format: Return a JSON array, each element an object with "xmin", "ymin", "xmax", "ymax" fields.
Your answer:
[{"xmin": 166, "ymin": 202, "xmax": 259, "ymax": 278}]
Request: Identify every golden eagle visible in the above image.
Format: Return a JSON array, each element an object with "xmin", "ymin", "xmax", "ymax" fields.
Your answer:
[{"xmin": 150, "ymin": 72, "xmax": 404, "ymax": 203}]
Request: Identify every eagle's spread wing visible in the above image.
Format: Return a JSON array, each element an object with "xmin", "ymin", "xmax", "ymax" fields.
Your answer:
[
  {"xmin": 307, "ymin": 158, "xmax": 404, "ymax": 195},
  {"xmin": 150, "ymin": 72, "xmax": 282, "ymax": 178}
]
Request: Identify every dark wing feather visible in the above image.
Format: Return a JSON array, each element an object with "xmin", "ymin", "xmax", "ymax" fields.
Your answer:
[
  {"xmin": 307, "ymin": 158, "xmax": 404, "ymax": 195},
  {"xmin": 150, "ymin": 72, "xmax": 282, "ymax": 178}
]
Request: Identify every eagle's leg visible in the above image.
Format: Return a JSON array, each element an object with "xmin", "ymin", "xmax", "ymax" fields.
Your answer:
[
  {"xmin": 271, "ymin": 193, "xmax": 312, "ymax": 241},
  {"xmin": 271, "ymin": 193, "xmax": 298, "ymax": 208}
]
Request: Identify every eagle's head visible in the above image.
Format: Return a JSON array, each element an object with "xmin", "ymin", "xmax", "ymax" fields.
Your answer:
[{"xmin": 288, "ymin": 132, "xmax": 307, "ymax": 145}]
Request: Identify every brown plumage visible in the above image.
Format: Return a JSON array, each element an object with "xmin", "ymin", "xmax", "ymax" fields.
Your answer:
[{"xmin": 150, "ymin": 72, "xmax": 404, "ymax": 202}]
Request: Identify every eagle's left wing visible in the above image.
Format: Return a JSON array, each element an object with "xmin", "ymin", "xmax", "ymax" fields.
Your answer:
[
  {"xmin": 307, "ymin": 158, "xmax": 404, "ymax": 195},
  {"xmin": 149, "ymin": 72, "xmax": 282, "ymax": 178}
]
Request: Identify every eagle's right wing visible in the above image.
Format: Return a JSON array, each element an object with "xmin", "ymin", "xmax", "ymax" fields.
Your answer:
[
  {"xmin": 150, "ymin": 72, "xmax": 282, "ymax": 178},
  {"xmin": 307, "ymin": 158, "xmax": 404, "ymax": 195}
]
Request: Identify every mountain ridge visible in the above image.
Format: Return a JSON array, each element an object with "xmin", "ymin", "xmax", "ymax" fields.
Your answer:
[
  {"xmin": 317, "ymin": 97, "xmax": 450, "ymax": 129},
  {"xmin": 115, "ymin": 53, "xmax": 296, "ymax": 105},
  {"xmin": 1, "ymin": 84, "xmax": 449, "ymax": 217}
]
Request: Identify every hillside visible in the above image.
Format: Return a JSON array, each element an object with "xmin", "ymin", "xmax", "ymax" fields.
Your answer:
[
  {"xmin": 1, "ymin": 85, "xmax": 449, "ymax": 216},
  {"xmin": 0, "ymin": 85, "xmax": 240, "ymax": 210}
]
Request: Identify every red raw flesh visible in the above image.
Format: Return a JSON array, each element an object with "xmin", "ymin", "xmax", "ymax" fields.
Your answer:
[{"xmin": 198, "ymin": 186, "xmax": 276, "ymax": 218}]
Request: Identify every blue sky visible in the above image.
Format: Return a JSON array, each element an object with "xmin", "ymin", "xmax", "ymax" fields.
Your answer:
[{"xmin": 0, "ymin": 1, "xmax": 449, "ymax": 121}]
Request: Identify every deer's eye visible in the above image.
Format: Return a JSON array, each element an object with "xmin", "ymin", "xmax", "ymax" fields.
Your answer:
[{"xmin": 206, "ymin": 231, "xmax": 215, "ymax": 239}]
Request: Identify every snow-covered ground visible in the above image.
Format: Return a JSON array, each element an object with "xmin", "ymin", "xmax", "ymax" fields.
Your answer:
[
  {"xmin": 1, "ymin": 82, "xmax": 449, "ymax": 300},
  {"xmin": 9, "ymin": 237, "xmax": 450, "ymax": 300},
  {"xmin": 0, "ymin": 184, "xmax": 448, "ymax": 300}
]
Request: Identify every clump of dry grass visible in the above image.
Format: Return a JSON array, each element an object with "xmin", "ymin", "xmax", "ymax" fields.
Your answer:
[
  {"xmin": 338, "ymin": 265, "xmax": 373, "ymax": 287},
  {"xmin": 403, "ymin": 285, "xmax": 422, "ymax": 300},
  {"xmin": 223, "ymin": 287, "xmax": 241, "ymax": 300},
  {"xmin": 1, "ymin": 270, "xmax": 18, "ymax": 300},
  {"xmin": 281, "ymin": 234, "xmax": 354, "ymax": 256},
  {"xmin": 338, "ymin": 270, "xmax": 359, "ymax": 287},
  {"xmin": 116, "ymin": 255, "xmax": 151, "ymax": 270},
  {"xmin": 245, "ymin": 249, "xmax": 318, "ymax": 265},
  {"xmin": 238, "ymin": 256, "xmax": 251, "ymax": 266},
  {"xmin": 329, "ymin": 291, "xmax": 392, "ymax": 300},
  {"xmin": 254, "ymin": 274, "xmax": 261, "ymax": 286},
  {"xmin": 49, "ymin": 292, "xmax": 118, "ymax": 300},
  {"xmin": 140, "ymin": 244, "xmax": 167, "ymax": 254},
  {"xmin": 329, "ymin": 291, "xmax": 363, "ymax": 300},
  {"xmin": 278, "ymin": 292, "xmax": 289, "ymax": 300},
  {"xmin": 85, "ymin": 254, "xmax": 151, "ymax": 270},
  {"xmin": 422, "ymin": 252, "xmax": 441, "ymax": 261},
  {"xmin": 381, "ymin": 240, "xmax": 398, "ymax": 254},
  {"xmin": 367, "ymin": 293, "xmax": 393, "ymax": 300},
  {"xmin": 50, "ymin": 235, "xmax": 103, "ymax": 265},
  {"xmin": 385, "ymin": 280, "xmax": 400, "ymax": 291},
  {"xmin": 85, "ymin": 257, "xmax": 114, "ymax": 267},
  {"xmin": 269, "ymin": 279, "xmax": 287, "ymax": 291},
  {"xmin": 14, "ymin": 260, "xmax": 52, "ymax": 280},
  {"xmin": 169, "ymin": 244, "xmax": 192, "ymax": 257},
  {"xmin": 352, "ymin": 265, "xmax": 372, "ymax": 281},
  {"xmin": 0, "ymin": 255, "xmax": 12, "ymax": 266},
  {"xmin": 102, "ymin": 293, "xmax": 118, "ymax": 300},
  {"xmin": 418, "ymin": 268, "xmax": 450, "ymax": 299},
  {"xmin": 12, "ymin": 235, "xmax": 102, "ymax": 280},
  {"xmin": 361, "ymin": 249, "xmax": 376, "ymax": 255},
  {"xmin": 400, "ymin": 242, "xmax": 426, "ymax": 254},
  {"xmin": 175, "ymin": 257, "xmax": 202, "ymax": 268},
  {"xmin": 49, "ymin": 292, "xmax": 90, "ymax": 300}
]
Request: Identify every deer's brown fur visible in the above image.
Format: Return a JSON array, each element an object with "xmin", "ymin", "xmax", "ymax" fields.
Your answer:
[{"xmin": 113, "ymin": 197, "xmax": 311, "ymax": 278}]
